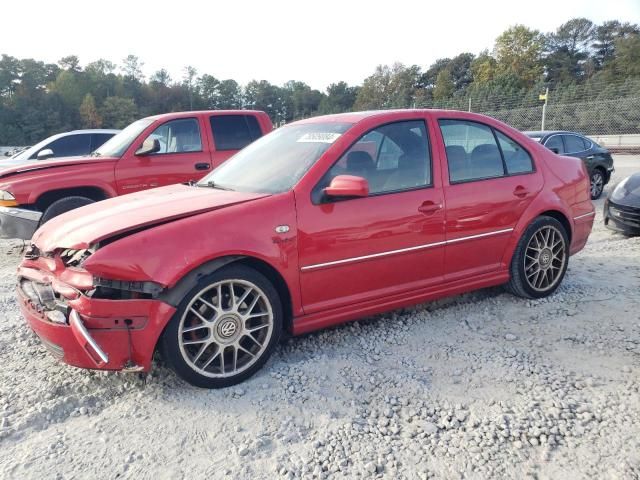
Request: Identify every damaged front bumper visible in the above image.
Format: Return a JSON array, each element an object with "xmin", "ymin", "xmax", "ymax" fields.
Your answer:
[
  {"xmin": 0, "ymin": 206, "xmax": 41, "ymax": 240},
  {"xmin": 18, "ymin": 263, "xmax": 176, "ymax": 372}
]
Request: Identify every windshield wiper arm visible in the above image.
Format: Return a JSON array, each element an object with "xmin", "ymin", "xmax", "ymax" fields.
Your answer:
[{"xmin": 203, "ymin": 180, "xmax": 234, "ymax": 191}]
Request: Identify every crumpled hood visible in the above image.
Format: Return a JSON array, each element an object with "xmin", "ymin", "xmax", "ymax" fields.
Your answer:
[
  {"xmin": 0, "ymin": 156, "xmax": 118, "ymax": 179},
  {"xmin": 33, "ymin": 184, "xmax": 269, "ymax": 251}
]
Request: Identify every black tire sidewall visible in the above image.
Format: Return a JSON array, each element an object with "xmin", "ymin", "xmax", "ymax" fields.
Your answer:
[
  {"xmin": 41, "ymin": 196, "xmax": 95, "ymax": 224},
  {"xmin": 160, "ymin": 264, "xmax": 283, "ymax": 389},
  {"xmin": 511, "ymin": 216, "xmax": 569, "ymax": 299}
]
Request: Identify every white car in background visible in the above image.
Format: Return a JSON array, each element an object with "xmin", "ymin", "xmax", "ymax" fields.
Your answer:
[{"xmin": 1, "ymin": 129, "xmax": 119, "ymax": 166}]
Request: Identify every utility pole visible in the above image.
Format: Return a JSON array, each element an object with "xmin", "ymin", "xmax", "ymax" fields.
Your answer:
[
  {"xmin": 468, "ymin": 97, "xmax": 472, "ymax": 112},
  {"xmin": 540, "ymin": 88, "xmax": 549, "ymax": 131}
]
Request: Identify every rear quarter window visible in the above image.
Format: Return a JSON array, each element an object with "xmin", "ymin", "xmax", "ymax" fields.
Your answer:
[{"xmin": 210, "ymin": 115, "xmax": 263, "ymax": 151}]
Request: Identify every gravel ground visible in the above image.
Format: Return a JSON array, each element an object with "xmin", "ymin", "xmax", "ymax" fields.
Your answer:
[{"xmin": 0, "ymin": 156, "xmax": 638, "ymax": 480}]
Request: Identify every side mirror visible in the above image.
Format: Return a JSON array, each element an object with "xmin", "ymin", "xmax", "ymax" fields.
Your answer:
[
  {"xmin": 324, "ymin": 175, "xmax": 369, "ymax": 199},
  {"xmin": 37, "ymin": 148, "xmax": 54, "ymax": 160},
  {"xmin": 135, "ymin": 138, "xmax": 160, "ymax": 156},
  {"xmin": 549, "ymin": 147, "xmax": 560, "ymax": 154}
]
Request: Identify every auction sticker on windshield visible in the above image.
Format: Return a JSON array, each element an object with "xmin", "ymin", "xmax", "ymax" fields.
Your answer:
[{"xmin": 297, "ymin": 132, "xmax": 342, "ymax": 143}]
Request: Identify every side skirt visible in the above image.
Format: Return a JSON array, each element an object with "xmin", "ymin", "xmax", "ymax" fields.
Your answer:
[{"xmin": 291, "ymin": 271, "xmax": 510, "ymax": 335}]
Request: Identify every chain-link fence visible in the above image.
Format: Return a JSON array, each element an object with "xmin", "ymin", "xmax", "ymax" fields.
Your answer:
[{"xmin": 417, "ymin": 78, "xmax": 640, "ymax": 135}]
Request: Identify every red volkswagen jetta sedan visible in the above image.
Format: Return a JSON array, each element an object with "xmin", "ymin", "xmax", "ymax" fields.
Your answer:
[{"xmin": 18, "ymin": 110, "xmax": 595, "ymax": 388}]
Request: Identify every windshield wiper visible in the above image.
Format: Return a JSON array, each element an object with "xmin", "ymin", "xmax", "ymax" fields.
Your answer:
[{"xmin": 202, "ymin": 180, "xmax": 234, "ymax": 191}]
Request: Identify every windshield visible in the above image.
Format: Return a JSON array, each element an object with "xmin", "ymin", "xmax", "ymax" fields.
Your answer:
[
  {"xmin": 93, "ymin": 118, "xmax": 154, "ymax": 157},
  {"xmin": 199, "ymin": 122, "xmax": 352, "ymax": 193}
]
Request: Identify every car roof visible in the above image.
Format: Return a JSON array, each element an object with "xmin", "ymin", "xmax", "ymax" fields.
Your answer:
[
  {"xmin": 524, "ymin": 130, "xmax": 585, "ymax": 137},
  {"xmin": 144, "ymin": 110, "xmax": 267, "ymax": 121},
  {"xmin": 292, "ymin": 109, "xmax": 498, "ymax": 125},
  {"xmin": 62, "ymin": 129, "xmax": 120, "ymax": 135}
]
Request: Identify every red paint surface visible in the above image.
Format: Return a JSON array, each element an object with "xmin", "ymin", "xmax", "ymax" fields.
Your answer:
[{"xmin": 19, "ymin": 110, "xmax": 594, "ymax": 373}]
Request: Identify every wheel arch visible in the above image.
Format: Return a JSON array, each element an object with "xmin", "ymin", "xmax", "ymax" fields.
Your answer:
[
  {"xmin": 537, "ymin": 210, "xmax": 572, "ymax": 243},
  {"xmin": 35, "ymin": 186, "xmax": 111, "ymax": 211},
  {"xmin": 501, "ymin": 205, "xmax": 573, "ymax": 270},
  {"xmin": 158, "ymin": 255, "xmax": 294, "ymax": 334}
]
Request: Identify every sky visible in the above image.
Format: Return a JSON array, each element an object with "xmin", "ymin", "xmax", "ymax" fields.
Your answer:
[{"xmin": 2, "ymin": 0, "xmax": 640, "ymax": 91}]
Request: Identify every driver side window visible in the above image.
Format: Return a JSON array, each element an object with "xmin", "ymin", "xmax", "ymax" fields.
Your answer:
[
  {"xmin": 146, "ymin": 118, "xmax": 202, "ymax": 155},
  {"xmin": 323, "ymin": 120, "xmax": 431, "ymax": 196}
]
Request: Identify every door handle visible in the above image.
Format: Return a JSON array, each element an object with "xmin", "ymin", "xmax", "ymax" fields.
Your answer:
[
  {"xmin": 418, "ymin": 201, "xmax": 442, "ymax": 215},
  {"xmin": 513, "ymin": 186, "xmax": 530, "ymax": 198},
  {"xmin": 195, "ymin": 163, "xmax": 210, "ymax": 171}
]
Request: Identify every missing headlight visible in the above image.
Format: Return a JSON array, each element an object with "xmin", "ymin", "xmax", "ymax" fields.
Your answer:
[
  {"xmin": 92, "ymin": 277, "xmax": 163, "ymax": 299},
  {"xmin": 60, "ymin": 247, "xmax": 96, "ymax": 267}
]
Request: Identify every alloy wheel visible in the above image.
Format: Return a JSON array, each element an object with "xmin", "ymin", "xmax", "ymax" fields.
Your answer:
[
  {"xmin": 591, "ymin": 172, "xmax": 604, "ymax": 198},
  {"xmin": 178, "ymin": 279, "xmax": 274, "ymax": 378},
  {"xmin": 524, "ymin": 225, "xmax": 566, "ymax": 292}
]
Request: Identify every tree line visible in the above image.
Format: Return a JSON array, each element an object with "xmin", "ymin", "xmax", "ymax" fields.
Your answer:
[{"xmin": 1, "ymin": 18, "xmax": 639, "ymax": 145}]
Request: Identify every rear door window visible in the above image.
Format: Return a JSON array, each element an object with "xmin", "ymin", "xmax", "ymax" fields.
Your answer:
[
  {"xmin": 495, "ymin": 131, "xmax": 534, "ymax": 174},
  {"xmin": 564, "ymin": 135, "xmax": 586, "ymax": 153},
  {"xmin": 439, "ymin": 120, "xmax": 505, "ymax": 182},
  {"xmin": 41, "ymin": 134, "xmax": 91, "ymax": 158},
  {"xmin": 210, "ymin": 115, "xmax": 263, "ymax": 151}
]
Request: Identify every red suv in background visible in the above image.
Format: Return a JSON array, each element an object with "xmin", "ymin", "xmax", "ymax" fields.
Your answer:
[
  {"xmin": 0, "ymin": 110, "xmax": 272, "ymax": 239},
  {"xmin": 18, "ymin": 110, "xmax": 594, "ymax": 388}
]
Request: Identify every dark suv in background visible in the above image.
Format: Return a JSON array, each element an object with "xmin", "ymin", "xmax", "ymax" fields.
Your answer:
[{"xmin": 525, "ymin": 131, "xmax": 614, "ymax": 199}]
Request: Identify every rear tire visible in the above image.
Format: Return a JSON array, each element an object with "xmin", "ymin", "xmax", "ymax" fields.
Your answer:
[
  {"xmin": 40, "ymin": 196, "xmax": 95, "ymax": 224},
  {"xmin": 160, "ymin": 264, "xmax": 282, "ymax": 388},
  {"xmin": 507, "ymin": 216, "xmax": 569, "ymax": 299},
  {"xmin": 590, "ymin": 168, "xmax": 605, "ymax": 200}
]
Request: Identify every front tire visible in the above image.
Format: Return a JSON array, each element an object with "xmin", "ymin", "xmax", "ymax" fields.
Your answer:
[
  {"xmin": 507, "ymin": 216, "xmax": 569, "ymax": 299},
  {"xmin": 40, "ymin": 196, "xmax": 95, "ymax": 224},
  {"xmin": 160, "ymin": 264, "xmax": 282, "ymax": 388}
]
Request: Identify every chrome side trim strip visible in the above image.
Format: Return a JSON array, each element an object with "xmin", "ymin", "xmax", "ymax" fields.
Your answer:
[
  {"xmin": 69, "ymin": 310, "xmax": 109, "ymax": 364},
  {"xmin": 301, "ymin": 228, "xmax": 514, "ymax": 271},
  {"xmin": 573, "ymin": 211, "xmax": 595, "ymax": 221},
  {"xmin": 445, "ymin": 228, "xmax": 514, "ymax": 244},
  {"xmin": 301, "ymin": 241, "xmax": 447, "ymax": 271}
]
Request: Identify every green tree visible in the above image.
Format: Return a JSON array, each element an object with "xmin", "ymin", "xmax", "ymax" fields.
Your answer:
[
  {"xmin": 0, "ymin": 54, "xmax": 20, "ymax": 97},
  {"xmin": 610, "ymin": 34, "xmax": 640, "ymax": 77},
  {"xmin": 544, "ymin": 18, "xmax": 595, "ymax": 83},
  {"xmin": 121, "ymin": 55, "xmax": 144, "ymax": 81},
  {"xmin": 433, "ymin": 69, "xmax": 454, "ymax": 100},
  {"xmin": 355, "ymin": 63, "xmax": 420, "ymax": 110},
  {"xmin": 592, "ymin": 21, "xmax": 639, "ymax": 68},
  {"xmin": 100, "ymin": 96, "xmax": 137, "ymax": 129},
  {"xmin": 183, "ymin": 66, "xmax": 198, "ymax": 110},
  {"xmin": 150, "ymin": 68, "xmax": 172, "ymax": 87},
  {"xmin": 319, "ymin": 81, "xmax": 358, "ymax": 114},
  {"xmin": 494, "ymin": 25, "xmax": 544, "ymax": 87},
  {"xmin": 58, "ymin": 55, "xmax": 81, "ymax": 72},
  {"xmin": 243, "ymin": 80, "xmax": 286, "ymax": 122},
  {"xmin": 79, "ymin": 93, "xmax": 102, "ymax": 128},
  {"xmin": 471, "ymin": 50, "xmax": 497, "ymax": 84},
  {"xmin": 217, "ymin": 79, "xmax": 242, "ymax": 109}
]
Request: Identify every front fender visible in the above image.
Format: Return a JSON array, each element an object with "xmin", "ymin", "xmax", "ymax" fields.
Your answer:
[{"xmin": 83, "ymin": 191, "xmax": 302, "ymax": 315}]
